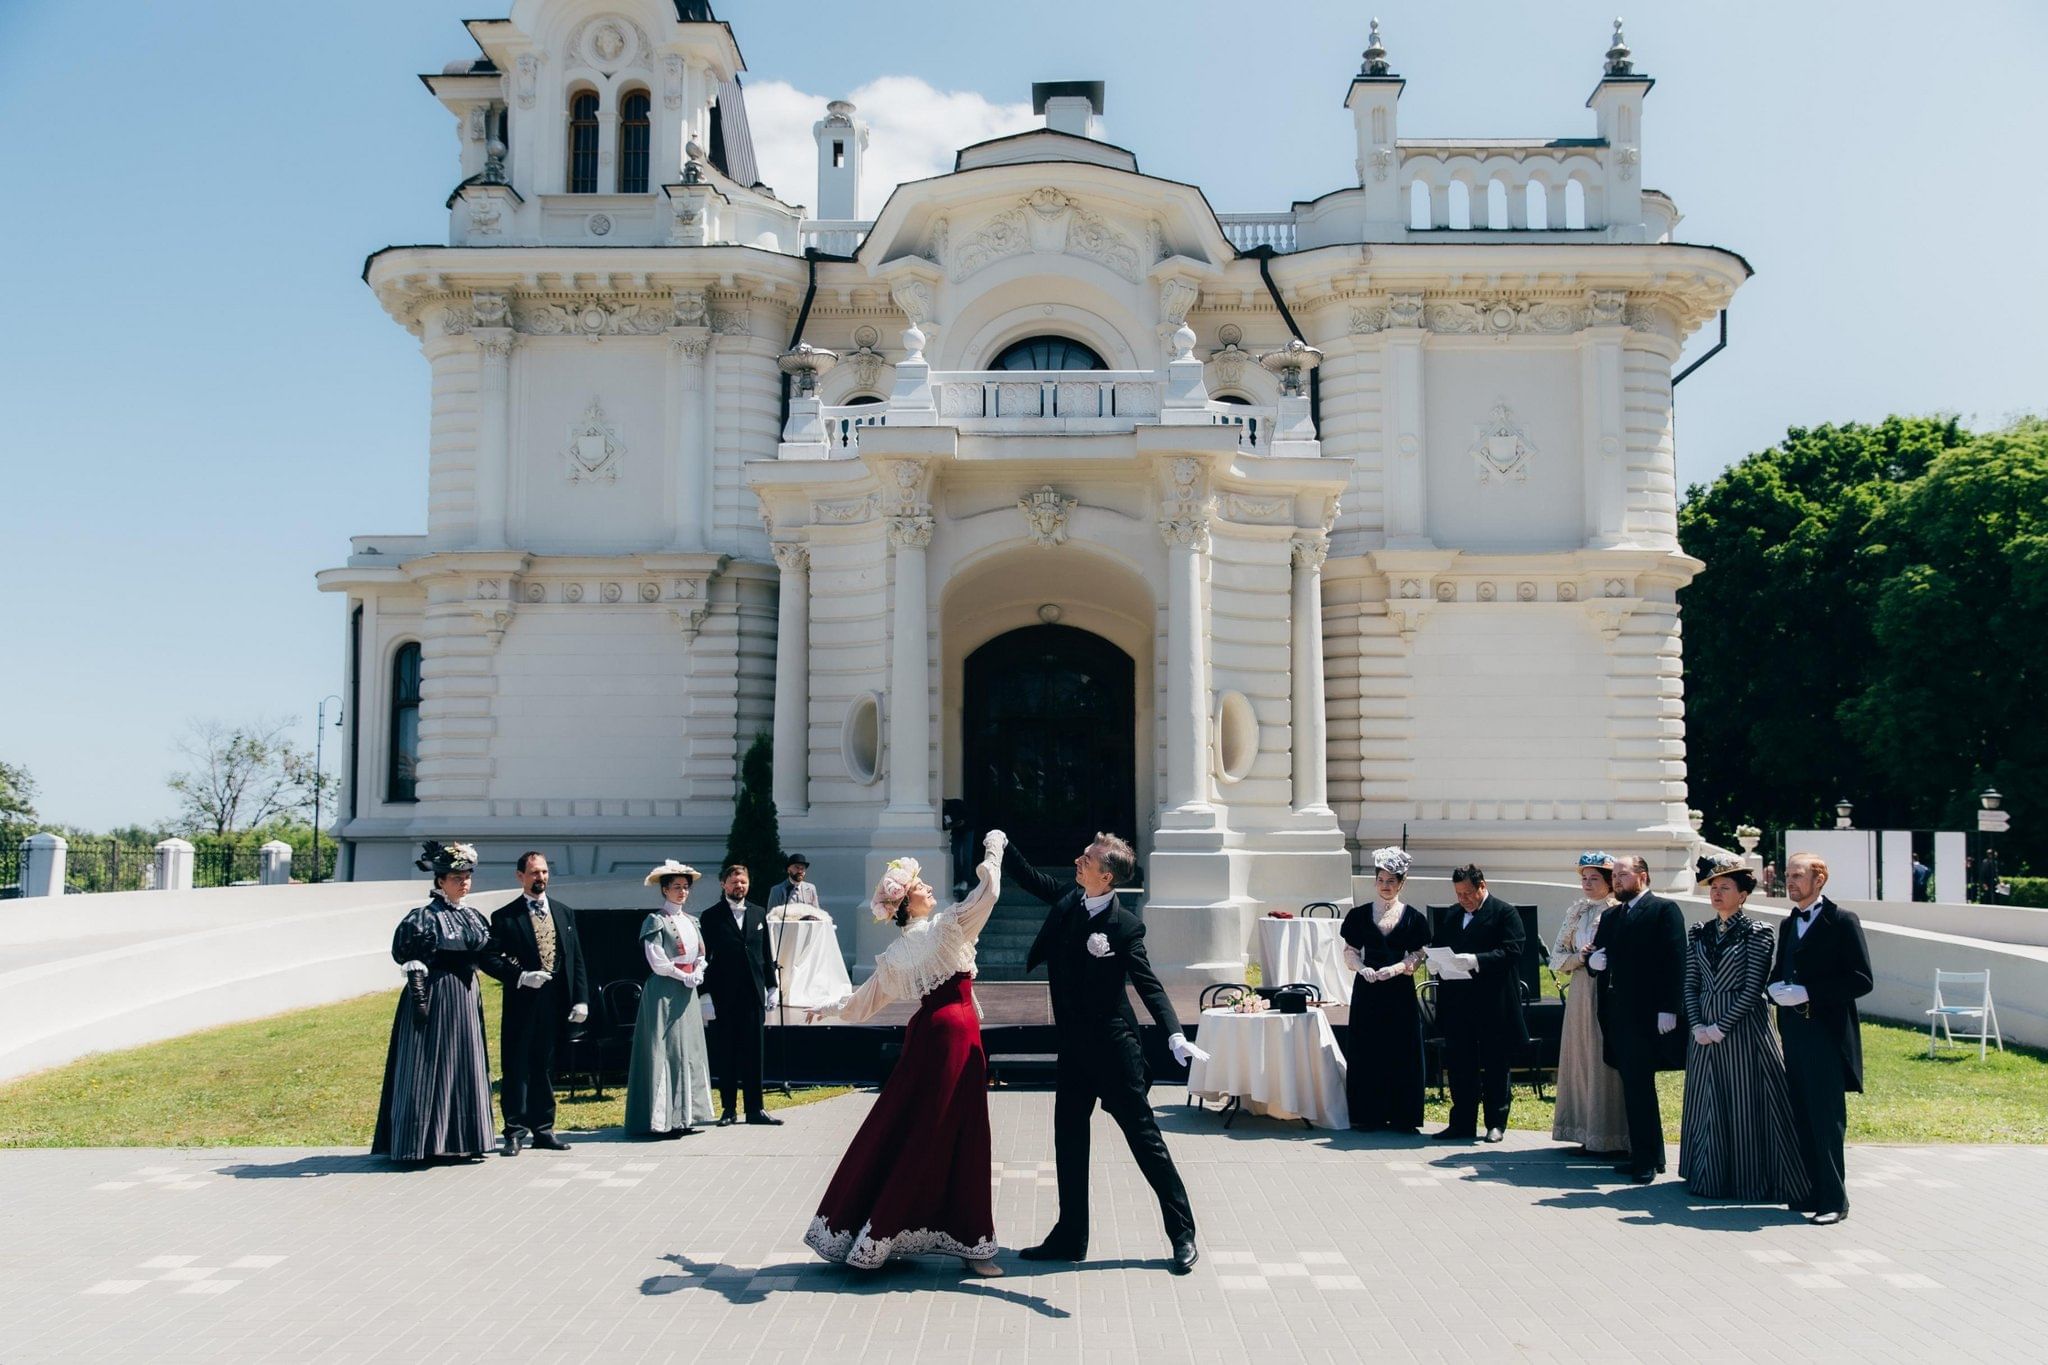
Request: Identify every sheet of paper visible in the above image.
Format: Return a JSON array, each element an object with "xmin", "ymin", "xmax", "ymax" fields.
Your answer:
[{"xmin": 1425, "ymin": 946, "xmax": 1473, "ymax": 980}]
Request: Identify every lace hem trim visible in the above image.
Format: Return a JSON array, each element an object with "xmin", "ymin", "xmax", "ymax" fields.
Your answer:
[{"xmin": 805, "ymin": 1214, "xmax": 997, "ymax": 1268}]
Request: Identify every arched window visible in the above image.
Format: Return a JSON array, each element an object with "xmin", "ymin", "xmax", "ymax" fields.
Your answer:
[
  {"xmin": 619, "ymin": 90, "xmax": 651, "ymax": 193},
  {"xmin": 567, "ymin": 91, "xmax": 600, "ymax": 193},
  {"xmin": 989, "ymin": 335, "xmax": 1106, "ymax": 371},
  {"xmin": 388, "ymin": 643, "xmax": 422, "ymax": 803}
]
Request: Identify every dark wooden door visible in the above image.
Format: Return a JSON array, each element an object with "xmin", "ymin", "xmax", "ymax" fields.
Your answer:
[{"xmin": 962, "ymin": 625, "xmax": 1135, "ymax": 864}]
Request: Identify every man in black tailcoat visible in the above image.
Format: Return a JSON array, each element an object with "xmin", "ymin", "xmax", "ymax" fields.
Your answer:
[
  {"xmin": 1768, "ymin": 851, "xmax": 1873, "ymax": 1224},
  {"xmin": 1430, "ymin": 865, "xmax": 1525, "ymax": 1143},
  {"xmin": 700, "ymin": 861, "xmax": 782, "ymax": 1126},
  {"xmin": 1586, "ymin": 853, "xmax": 1685, "ymax": 1182},
  {"xmin": 487, "ymin": 851, "xmax": 589, "ymax": 1156},
  {"xmin": 1003, "ymin": 833, "xmax": 1202, "ymax": 1274}
]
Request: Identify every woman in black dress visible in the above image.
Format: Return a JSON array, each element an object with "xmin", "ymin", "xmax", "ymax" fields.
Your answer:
[
  {"xmin": 371, "ymin": 840, "xmax": 500, "ymax": 1164},
  {"xmin": 1339, "ymin": 846, "xmax": 1432, "ymax": 1131}
]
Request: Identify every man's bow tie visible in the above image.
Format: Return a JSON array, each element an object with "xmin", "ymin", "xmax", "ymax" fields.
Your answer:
[{"xmin": 1793, "ymin": 908, "xmax": 1814, "ymax": 922}]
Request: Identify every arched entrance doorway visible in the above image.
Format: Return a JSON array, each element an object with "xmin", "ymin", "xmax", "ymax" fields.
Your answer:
[{"xmin": 962, "ymin": 625, "xmax": 1135, "ymax": 865}]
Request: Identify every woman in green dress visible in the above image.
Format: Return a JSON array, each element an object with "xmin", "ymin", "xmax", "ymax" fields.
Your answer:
[{"xmin": 625, "ymin": 860, "xmax": 715, "ymax": 1139}]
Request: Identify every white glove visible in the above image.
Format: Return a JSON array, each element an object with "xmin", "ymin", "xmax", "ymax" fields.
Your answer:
[
  {"xmin": 1586, "ymin": 948, "xmax": 1609, "ymax": 972},
  {"xmin": 1656, "ymin": 1012, "xmax": 1677, "ymax": 1035},
  {"xmin": 1167, "ymin": 1033, "xmax": 1209, "ymax": 1066},
  {"xmin": 681, "ymin": 966, "xmax": 706, "ymax": 989},
  {"xmin": 699, "ymin": 998, "xmax": 716, "ymax": 1023},
  {"xmin": 765, "ymin": 988, "xmax": 780, "ymax": 1011},
  {"xmin": 1703, "ymin": 1023, "xmax": 1725, "ymax": 1044},
  {"xmin": 1691, "ymin": 1024, "xmax": 1712, "ymax": 1046},
  {"xmin": 1086, "ymin": 932, "xmax": 1112, "ymax": 959},
  {"xmin": 517, "ymin": 970, "xmax": 552, "ymax": 989},
  {"xmin": 399, "ymin": 960, "xmax": 426, "ymax": 975},
  {"xmin": 567, "ymin": 1003, "xmax": 588, "ymax": 1024},
  {"xmin": 1768, "ymin": 982, "xmax": 1810, "ymax": 1007},
  {"xmin": 1455, "ymin": 953, "xmax": 1480, "ymax": 973},
  {"xmin": 984, "ymin": 829, "xmax": 1008, "ymax": 855},
  {"xmin": 1342, "ymin": 947, "xmax": 1364, "ymax": 974}
]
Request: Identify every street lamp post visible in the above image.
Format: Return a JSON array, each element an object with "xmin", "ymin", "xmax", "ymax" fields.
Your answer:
[
  {"xmin": 313, "ymin": 696, "xmax": 343, "ymax": 883},
  {"xmin": 1978, "ymin": 788, "xmax": 2010, "ymax": 903},
  {"xmin": 1834, "ymin": 799, "xmax": 1854, "ymax": 831}
]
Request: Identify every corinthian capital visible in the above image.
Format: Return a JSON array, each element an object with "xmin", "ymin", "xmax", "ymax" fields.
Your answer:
[
  {"xmin": 771, "ymin": 542, "xmax": 810, "ymax": 574},
  {"xmin": 475, "ymin": 329, "xmax": 517, "ymax": 360},
  {"xmin": 887, "ymin": 511, "xmax": 935, "ymax": 549},
  {"xmin": 1290, "ymin": 532, "xmax": 1330, "ymax": 569},
  {"xmin": 1158, "ymin": 500, "xmax": 1212, "ymax": 552}
]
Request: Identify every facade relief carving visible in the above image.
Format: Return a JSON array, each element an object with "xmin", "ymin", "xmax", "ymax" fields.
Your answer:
[
  {"xmin": 1017, "ymin": 486, "xmax": 1078, "ymax": 548},
  {"xmin": 565, "ymin": 397, "xmax": 625, "ymax": 484},
  {"xmin": 515, "ymin": 296, "xmax": 669, "ymax": 337},
  {"xmin": 949, "ymin": 188, "xmax": 1143, "ymax": 284},
  {"xmin": 772, "ymin": 543, "xmax": 811, "ymax": 573},
  {"xmin": 1469, "ymin": 400, "xmax": 1536, "ymax": 485}
]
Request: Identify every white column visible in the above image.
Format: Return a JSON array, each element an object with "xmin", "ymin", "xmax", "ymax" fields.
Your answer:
[
  {"xmin": 21, "ymin": 832, "xmax": 65, "ymax": 898},
  {"xmin": 771, "ymin": 542, "xmax": 811, "ymax": 816},
  {"xmin": 473, "ymin": 319, "xmax": 515, "ymax": 549},
  {"xmin": 1290, "ymin": 533, "xmax": 1333, "ymax": 816},
  {"xmin": 1381, "ymin": 309, "xmax": 1430, "ymax": 548},
  {"xmin": 1160, "ymin": 463, "xmax": 1214, "ymax": 816},
  {"xmin": 885, "ymin": 496, "xmax": 934, "ymax": 814},
  {"xmin": 696, "ymin": 335, "xmax": 718, "ymax": 547},
  {"xmin": 259, "ymin": 840, "xmax": 294, "ymax": 885},
  {"xmin": 1581, "ymin": 295, "xmax": 1630, "ymax": 548},
  {"xmin": 668, "ymin": 324, "xmax": 711, "ymax": 548},
  {"xmin": 154, "ymin": 837, "xmax": 195, "ymax": 892}
]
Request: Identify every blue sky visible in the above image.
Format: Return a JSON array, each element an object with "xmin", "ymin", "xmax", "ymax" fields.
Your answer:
[{"xmin": 2, "ymin": 0, "xmax": 2043, "ymax": 830}]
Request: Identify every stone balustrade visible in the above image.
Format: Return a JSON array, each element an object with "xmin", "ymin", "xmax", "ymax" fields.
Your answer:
[
  {"xmin": 1216, "ymin": 214, "xmax": 1297, "ymax": 253},
  {"xmin": 815, "ymin": 371, "xmax": 1273, "ymax": 454}
]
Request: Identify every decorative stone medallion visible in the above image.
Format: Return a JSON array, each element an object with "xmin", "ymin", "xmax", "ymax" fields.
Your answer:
[
  {"xmin": 1469, "ymin": 400, "xmax": 1536, "ymax": 485},
  {"xmin": 565, "ymin": 397, "xmax": 624, "ymax": 484}
]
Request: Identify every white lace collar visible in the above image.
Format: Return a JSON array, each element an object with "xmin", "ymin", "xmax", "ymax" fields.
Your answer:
[{"xmin": 871, "ymin": 911, "xmax": 977, "ymax": 1003}]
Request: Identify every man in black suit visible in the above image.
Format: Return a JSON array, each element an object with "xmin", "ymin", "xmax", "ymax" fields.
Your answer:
[
  {"xmin": 1003, "ymin": 834, "xmax": 1201, "ymax": 1274},
  {"xmin": 1430, "ymin": 865, "xmax": 1525, "ymax": 1143},
  {"xmin": 1586, "ymin": 853, "xmax": 1685, "ymax": 1182},
  {"xmin": 487, "ymin": 852, "xmax": 589, "ymax": 1156},
  {"xmin": 700, "ymin": 861, "xmax": 782, "ymax": 1126},
  {"xmin": 1768, "ymin": 851, "xmax": 1873, "ymax": 1224}
]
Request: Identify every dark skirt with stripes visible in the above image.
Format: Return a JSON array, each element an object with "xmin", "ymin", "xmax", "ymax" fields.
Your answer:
[
  {"xmin": 1678, "ymin": 916, "xmax": 1809, "ymax": 1204},
  {"xmin": 371, "ymin": 900, "xmax": 497, "ymax": 1161}
]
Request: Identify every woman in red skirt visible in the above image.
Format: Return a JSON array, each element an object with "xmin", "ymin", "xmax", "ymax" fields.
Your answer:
[{"xmin": 803, "ymin": 831, "xmax": 1007, "ymax": 1276}]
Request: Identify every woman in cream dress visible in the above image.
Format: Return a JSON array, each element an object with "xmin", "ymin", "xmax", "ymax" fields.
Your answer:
[{"xmin": 1550, "ymin": 852, "xmax": 1630, "ymax": 1153}]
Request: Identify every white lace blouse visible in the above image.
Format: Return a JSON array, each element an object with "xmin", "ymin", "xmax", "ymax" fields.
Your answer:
[{"xmin": 821, "ymin": 854, "xmax": 1001, "ymax": 1025}]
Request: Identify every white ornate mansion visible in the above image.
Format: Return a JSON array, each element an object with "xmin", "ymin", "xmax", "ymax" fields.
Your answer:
[{"xmin": 319, "ymin": 0, "xmax": 1747, "ymax": 979}]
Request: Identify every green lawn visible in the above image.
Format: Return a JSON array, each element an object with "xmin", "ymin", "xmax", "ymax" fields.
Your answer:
[{"xmin": 0, "ymin": 979, "xmax": 846, "ymax": 1148}]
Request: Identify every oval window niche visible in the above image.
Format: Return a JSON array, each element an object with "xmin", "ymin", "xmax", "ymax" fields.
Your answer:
[
  {"xmin": 842, "ymin": 691, "xmax": 884, "ymax": 785},
  {"xmin": 1214, "ymin": 690, "xmax": 1258, "ymax": 785}
]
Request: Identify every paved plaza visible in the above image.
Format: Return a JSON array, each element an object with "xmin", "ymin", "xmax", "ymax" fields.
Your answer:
[{"xmin": 3, "ymin": 1087, "xmax": 2044, "ymax": 1363}]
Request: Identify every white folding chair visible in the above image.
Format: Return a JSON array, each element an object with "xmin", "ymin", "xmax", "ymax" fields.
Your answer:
[{"xmin": 1926, "ymin": 969, "xmax": 2003, "ymax": 1059}]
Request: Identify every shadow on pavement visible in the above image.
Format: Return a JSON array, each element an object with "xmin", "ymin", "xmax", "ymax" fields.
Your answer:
[
  {"xmin": 215, "ymin": 1153, "xmax": 395, "ymax": 1179},
  {"xmin": 641, "ymin": 1251, "xmax": 1151, "ymax": 1317}
]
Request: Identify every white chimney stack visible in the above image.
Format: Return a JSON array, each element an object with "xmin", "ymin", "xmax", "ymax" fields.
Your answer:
[
  {"xmin": 1032, "ymin": 80, "xmax": 1104, "ymax": 139},
  {"xmin": 812, "ymin": 99, "xmax": 868, "ymax": 221}
]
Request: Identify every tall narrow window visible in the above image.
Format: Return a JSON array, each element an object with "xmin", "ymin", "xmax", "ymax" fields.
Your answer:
[
  {"xmin": 388, "ymin": 643, "xmax": 422, "ymax": 803},
  {"xmin": 568, "ymin": 91, "xmax": 600, "ymax": 193},
  {"xmin": 619, "ymin": 90, "xmax": 651, "ymax": 192}
]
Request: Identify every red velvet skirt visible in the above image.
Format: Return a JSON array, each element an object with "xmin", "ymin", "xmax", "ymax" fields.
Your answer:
[{"xmin": 804, "ymin": 972, "xmax": 995, "ymax": 1268}]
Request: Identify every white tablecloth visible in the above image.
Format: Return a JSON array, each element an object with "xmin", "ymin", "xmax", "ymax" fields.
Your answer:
[
  {"xmin": 767, "ymin": 918, "xmax": 853, "ymax": 1015},
  {"xmin": 1256, "ymin": 916, "xmax": 1353, "ymax": 1003},
  {"xmin": 1186, "ymin": 1007, "xmax": 1350, "ymax": 1129}
]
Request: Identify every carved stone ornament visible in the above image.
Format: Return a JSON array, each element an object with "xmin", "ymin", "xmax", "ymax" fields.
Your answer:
[
  {"xmin": 1587, "ymin": 290, "xmax": 1627, "ymax": 326},
  {"xmin": 1227, "ymin": 494, "xmax": 1290, "ymax": 522},
  {"xmin": 516, "ymin": 296, "xmax": 669, "ymax": 337},
  {"xmin": 710, "ymin": 308, "xmax": 750, "ymax": 336},
  {"xmin": 848, "ymin": 346, "xmax": 885, "ymax": 391},
  {"xmin": 1349, "ymin": 305, "xmax": 1388, "ymax": 335},
  {"xmin": 1385, "ymin": 293, "xmax": 1424, "ymax": 329},
  {"xmin": 668, "ymin": 332, "xmax": 710, "ymax": 360},
  {"xmin": 476, "ymin": 579, "xmax": 501, "ymax": 600},
  {"xmin": 476, "ymin": 331, "xmax": 517, "ymax": 361},
  {"xmin": 1558, "ymin": 581, "xmax": 1579, "ymax": 602},
  {"xmin": 1477, "ymin": 581, "xmax": 1498, "ymax": 602},
  {"xmin": 468, "ymin": 197, "xmax": 504, "ymax": 236},
  {"xmin": 1469, "ymin": 400, "xmax": 1536, "ymax": 485},
  {"xmin": 662, "ymin": 55, "xmax": 683, "ymax": 111},
  {"xmin": 571, "ymin": 13, "xmax": 648, "ymax": 73},
  {"xmin": 1158, "ymin": 279, "xmax": 1199, "ymax": 329},
  {"xmin": 887, "ymin": 512, "xmax": 935, "ymax": 549},
  {"xmin": 891, "ymin": 280, "xmax": 933, "ymax": 326},
  {"xmin": 601, "ymin": 581, "xmax": 623, "ymax": 604},
  {"xmin": 471, "ymin": 292, "xmax": 510, "ymax": 329},
  {"xmin": 951, "ymin": 189, "xmax": 1141, "ymax": 283},
  {"xmin": 587, "ymin": 213, "xmax": 613, "ymax": 237},
  {"xmin": 440, "ymin": 306, "xmax": 470, "ymax": 336},
  {"xmin": 640, "ymin": 582, "xmax": 661, "ymax": 602},
  {"xmin": 523, "ymin": 582, "xmax": 546, "ymax": 602},
  {"xmin": 515, "ymin": 53, "xmax": 540, "ymax": 109},
  {"xmin": 1426, "ymin": 297, "xmax": 1582, "ymax": 336},
  {"xmin": 564, "ymin": 582, "xmax": 585, "ymax": 603},
  {"xmin": 1398, "ymin": 579, "xmax": 1423, "ymax": 599},
  {"xmin": 1290, "ymin": 533, "xmax": 1330, "ymax": 570},
  {"xmin": 812, "ymin": 495, "xmax": 875, "ymax": 524},
  {"xmin": 1157, "ymin": 506, "xmax": 1211, "ymax": 552},
  {"xmin": 474, "ymin": 605, "xmax": 515, "ymax": 646},
  {"xmin": 565, "ymin": 397, "xmax": 625, "ymax": 484},
  {"xmin": 1018, "ymin": 486, "xmax": 1078, "ymax": 548},
  {"xmin": 1516, "ymin": 581, "xmax": 1537, "ymax": 601},
  {"xmin": 1435, "ymin": 581, "xmax": 1456, "ymax": 602},
  {"xmin": 1209, "ymin": 343, "xmax": 1251, "ymax": 385},
  {"xmin": 772, "ymin": 543, "xmax": 811, "ymax": 573},
  {"xmin": 669, "ymin": 604, "xmax": 710, "ymax": 643}
]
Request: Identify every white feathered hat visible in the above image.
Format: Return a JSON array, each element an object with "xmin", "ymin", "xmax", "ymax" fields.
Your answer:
[{"xmin": 643, "ymin": 859, "xmax": 701, "ymax": 888}]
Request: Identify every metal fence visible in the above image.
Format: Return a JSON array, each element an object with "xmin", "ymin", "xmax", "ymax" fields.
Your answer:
[{"xmin": 0, "ymin": 838, "xmax": 338, "ymax": 896}]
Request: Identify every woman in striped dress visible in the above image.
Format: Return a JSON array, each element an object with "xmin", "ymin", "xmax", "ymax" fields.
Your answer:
[
  {"xmin": 371, "ymin": 841, "xmax": 499, "ymax": 1164},
  {"xmin": 1678, "ymin": 855, "xmax": 1808, "ymax": 1204}
]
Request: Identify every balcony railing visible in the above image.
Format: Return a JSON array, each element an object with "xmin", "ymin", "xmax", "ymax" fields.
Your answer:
[
  {"xmin": 818, "ymin": 370, "xmax": 1271, "ymax": 452},
  {"xmin": 1216, "ymin": 214, "xmax": 1297, "ymax": 253},
  {"xmin": 799, "ymin": 219, "xmax": 870, "ymax": 255}
]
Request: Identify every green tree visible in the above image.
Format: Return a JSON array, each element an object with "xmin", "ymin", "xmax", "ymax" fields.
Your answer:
[
  {"xmin": 1842, "ymin": 420, "xmax": 2048, "ymax": 870},
  {"xmin": 1678, "ymin": 418, "xmax": 1966, "ymax": 844},
  {"xmin": 722, "ymin": 732, "xmax": 782, "ymax": 906},
  {"xmin": 0, "ymin": 760, "xmax": 36, "ymax": 837},
  {"xmin": 167, "ymin": 718, "xmax": 330, "ymax": 838}
]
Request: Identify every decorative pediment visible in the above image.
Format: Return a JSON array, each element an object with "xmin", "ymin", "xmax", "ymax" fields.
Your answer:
[{"xmin": 947, "ymin": 187, "xmax": 1144, "ymax": 284}]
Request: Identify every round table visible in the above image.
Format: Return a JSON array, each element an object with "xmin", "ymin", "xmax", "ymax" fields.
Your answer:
[
  {"xmin": 1186, "ymin": 1006, "xmax": 1350, "ymax": 1130},
  {"xmin": 1256, "ymin": 915, "xmax": 1353, "ymax": 1003},
  {"xmin": 767, "ymin": 917, "xmax": 853, "ymax": 1018}
]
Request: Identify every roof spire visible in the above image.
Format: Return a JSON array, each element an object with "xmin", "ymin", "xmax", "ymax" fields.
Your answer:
[
  {"xmin": 1604, "ymin": 17, "xmax": 1633, "ymax": 76},
  {"xmin": 1361, "ymin": 18, "xmax": 1390, "ymax": 76}
]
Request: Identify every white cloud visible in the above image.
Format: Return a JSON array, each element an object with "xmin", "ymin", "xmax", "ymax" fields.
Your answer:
[{"xmin": 743, "ymin": 75, "xmax": 1036, "ymax": 219}]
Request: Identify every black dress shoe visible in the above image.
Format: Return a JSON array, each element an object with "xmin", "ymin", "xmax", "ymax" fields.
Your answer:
[
  {"xmin": 745, "ymin": 1112, "xmax": 784, "ymax": 1126},
  {"xmin": 1483, "ymin": 1128, "xmax": 1505, "ymax": 1144},
  {"xmin": 1807, "ymin": 1210, "xmax": 1848, "ymax": 1226},
  {"xmin": 678, "ymin": 1126, "xmax": 702, "ymax": 1137},
  {"xmin": 645, "ymin": 1129, "xmax": 684, "ymax": 1141},
  {"xmin": 1018, "ymin": 1239, "xmax": 1085, "ymax": 1262},
  {"xmin": 717, "ymin": 1112, "xmax": 737, "ymax": 1127},
  {"xmin": 1169, "ymin": 1239, "xmax": 1199, "ymax": 1275},
  {"xmin": 1431, "ymin": 1128, "xmax": 1477, "ymax": 1141},
  {"xmin": 530, "ymin": 1133, "xmax": 571, "ymax": 1151},
  {"xmin": 1629, "ymin": 1169, "xmax": 1656, "ymax": 1185},
  {"xmin": 498, "ymin": 1135, "xmax": 522, "ymax": 1157}
]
